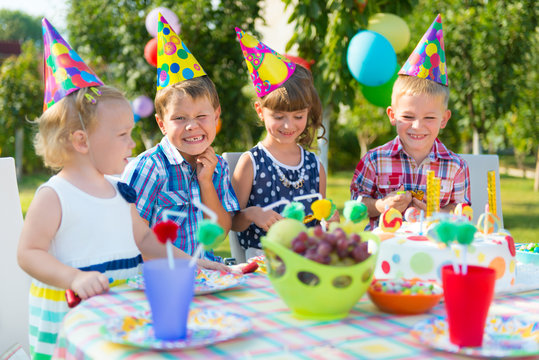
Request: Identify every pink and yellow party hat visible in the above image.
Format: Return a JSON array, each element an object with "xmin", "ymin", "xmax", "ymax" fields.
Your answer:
[
  {"xmin": 157, "ymin": 13, "xmax": 206, "ymax": 90},
  {"xmin": 42, "ymin": 18, "xmax": 104, "ymax": 111},
  {"xmin": 234, "ymin": 27, "xmax": 296, "ymax": 97},
  {"xmin": 398, "ymin": 14, "xmax": 448, "ymax": 86}
]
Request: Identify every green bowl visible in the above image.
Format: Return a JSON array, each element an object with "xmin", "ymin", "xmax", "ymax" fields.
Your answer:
[{"xmin": 261, "ymin": 232, "xmax": 380, "ymax": 320}]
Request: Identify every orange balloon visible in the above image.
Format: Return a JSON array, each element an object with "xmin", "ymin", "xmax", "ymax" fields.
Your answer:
[{"xmin": 216, "ymin": 117, "xmax": 222, "ymax": 134}]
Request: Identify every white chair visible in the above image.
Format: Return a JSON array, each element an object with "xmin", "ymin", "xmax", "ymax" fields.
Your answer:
[
  {"xmin": 222, "ymin": 152, "xmax": 247, "ymax": 264},
  {"xmin": 0, "ymin": 158, "xmax": 31, "ymax": 356},
  {"xmin": 459, "ymin": 154, "xmax": 503, "ymax": 227}
]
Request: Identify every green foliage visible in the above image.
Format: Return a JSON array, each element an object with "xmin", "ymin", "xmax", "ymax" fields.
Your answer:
[
  {"xmin": 66, "ymin": 0, "xmax": 264, "ymax": 154},
  {"xmin": 0, "ymin": 41, "xmax": 44, "ymax": 174},
  {"xmin": 0, "ymin": 10, "xmax": 42, "ymax": 43}
]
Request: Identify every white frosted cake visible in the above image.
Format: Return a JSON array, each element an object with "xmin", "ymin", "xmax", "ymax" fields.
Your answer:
[{"xmin": 373, "ymin": 222, "xmax": 516, "ymax": 291}]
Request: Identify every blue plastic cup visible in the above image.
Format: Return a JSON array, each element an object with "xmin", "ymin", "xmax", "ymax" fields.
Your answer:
[{"xmin": 143, "ymin": 258, "xmax": 196, "ymax": 340}]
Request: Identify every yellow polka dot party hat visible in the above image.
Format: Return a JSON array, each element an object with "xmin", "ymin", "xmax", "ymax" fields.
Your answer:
[
  {"xmin": 42, "ymin": 18, "xmax": 104, "ymax": 111},
  {"xmin": 398, "ymin": 14, "xmax": 448, "ymax": 86},
  {"xmin": 157, "ymin": 13, "xmax": 206, "ymax": 90},
  {"xmin": 235, "ymin": 27, "xmax": 296, "ymax": 97}
]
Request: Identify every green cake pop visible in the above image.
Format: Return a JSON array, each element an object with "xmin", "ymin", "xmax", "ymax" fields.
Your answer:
[
  {"xmin": 456, "ymin": 223, "xmax": 477, "ymax": 246},
  {"xmin": 343, "ymin": 200, "xmax": 368, "ymax": 223},
  {"xmin": 282, "ymin": 202, "xmax": 305, "ymax": 221},
  {"xmin": 433, "ymin": 221, "xmax": 457, "ymax": 246}
]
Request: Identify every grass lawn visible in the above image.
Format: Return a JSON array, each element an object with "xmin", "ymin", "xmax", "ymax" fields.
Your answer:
[{"xmin": 19, "ymin": 171, "xmax": 538, "ymax": 259}]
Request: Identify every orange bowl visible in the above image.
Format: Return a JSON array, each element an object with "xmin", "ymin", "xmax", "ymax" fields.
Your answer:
[{"xmin": 367, "ymin": 279, "xmax": 443, "ymax": 315}]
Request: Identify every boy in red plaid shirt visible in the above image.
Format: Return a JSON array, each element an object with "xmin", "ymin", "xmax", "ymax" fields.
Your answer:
[{"xmin": 350, "ymin": 14, "xmax": 471, "ymax": 229}]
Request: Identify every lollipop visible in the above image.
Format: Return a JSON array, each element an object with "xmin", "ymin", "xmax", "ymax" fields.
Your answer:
[
  {"xmin": 454, "ymin": 203, "xmax": 473, "ymax": 221},
  {"xmin": 404, "ymin": 207, "xmax": 421, "ymax": 223},
  {"xmin": 380, "ymin": 208, "xmax": 403, "ymax": 232},
  {"xmin": 455, "ymin": 223, "xmax": 477, "ymax": 275},
  {"xmin": 477, "ymin": 204, "xmax": 501, "ymax": 235}
]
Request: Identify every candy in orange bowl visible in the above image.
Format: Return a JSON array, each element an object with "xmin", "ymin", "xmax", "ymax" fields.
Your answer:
[{"xmin": 368, "ymin": 279, "xmax": 443, "ymax": 315}]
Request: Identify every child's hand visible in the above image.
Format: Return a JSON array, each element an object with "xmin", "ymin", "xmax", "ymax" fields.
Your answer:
[
  {"xmin": 196, "ymin": 146, "xmax": 218, "ymax": 184},
  {"xmin": 196, "ymin": 258, "xmax": 230, "ymax": 272},
  {"xmin": 249, "ymin": 207, "xmax": 284, "ymax": 232},
  {"xmin": 326, "ymin": 209, "xmax": 340, "ymax": 224},
  {"xmin": 70, "ymin": 271, "xmax": 109, "ymax": 300},
  {"xmin": 411, "ymin": 197, "xmax": 427, "ymax": 212},
  {"xmin": 380, "ymin": 186, "xmax": 412, "ymax": 214}
]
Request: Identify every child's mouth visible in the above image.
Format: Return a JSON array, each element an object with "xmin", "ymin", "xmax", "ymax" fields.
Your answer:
[
  {"xmin": 408, "ymin": 134, "xmax": 427, "ymax": 140},
  {"xmin": 185, "ymin": 135, "xmax": 204, "ymax": 143}
]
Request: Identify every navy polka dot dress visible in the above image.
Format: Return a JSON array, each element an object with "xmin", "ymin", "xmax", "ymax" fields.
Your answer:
[{"xmin": 237, "ymin": 143, "xmax": 321, "ymax": 249}]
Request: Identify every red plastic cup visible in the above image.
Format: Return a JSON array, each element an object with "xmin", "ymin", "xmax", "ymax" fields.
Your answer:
[
  {"xmin": 143, "ymin": 258, "xmax": 196, "ymax": 340},
  {"xmin": 441, "ymin": 265, "xmax": 496, "ymax": 347}
]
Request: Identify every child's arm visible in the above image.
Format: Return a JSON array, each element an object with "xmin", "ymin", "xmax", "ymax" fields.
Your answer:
[
  {"xmin": 231, "ymin": 153, "xmax": 283, "ymax": 232},
  {"xmin": 130, "ymin": 205, "xmax": 229, "ymax": 271},
  {"xmin": 195, "ymin": 146, "xmax": 233, "ymax": 233},
  {"xmin": 17, "ymin": 188, "xmax": 109, "ymax": 299}
]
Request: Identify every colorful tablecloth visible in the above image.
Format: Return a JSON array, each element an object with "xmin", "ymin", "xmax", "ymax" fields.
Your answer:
[{"xmin": 53, "ymin": 273, "xmax": 539, "ymax": 359}]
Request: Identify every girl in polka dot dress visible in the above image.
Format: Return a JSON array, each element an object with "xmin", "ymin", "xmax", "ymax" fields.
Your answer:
[{"xmin": 231, "ymin": 65, "xmax": 330, "ymax": 257}]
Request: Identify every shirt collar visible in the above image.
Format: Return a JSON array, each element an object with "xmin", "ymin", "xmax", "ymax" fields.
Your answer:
[
  {"xmin": 160, "ymin": 136, "xmax": 187, "ymax": 165},
  {"xmin": 389, "ymin": 136, "xmax": 453, "ymax": 161}
]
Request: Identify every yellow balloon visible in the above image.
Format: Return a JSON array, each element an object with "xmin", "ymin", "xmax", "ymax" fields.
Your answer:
[
  {"xmin": 367, "ymin": 13, "xmax": 410, "ymax": 53},
  {"xmin": 257, "ymin": 53, "xmax": 288, "ymax": 85}
]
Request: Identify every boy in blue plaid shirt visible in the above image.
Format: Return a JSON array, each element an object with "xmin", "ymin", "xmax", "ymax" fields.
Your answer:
[{"xmin": 122, "ymin": 16, "xmax": 239, "ymax": 264}]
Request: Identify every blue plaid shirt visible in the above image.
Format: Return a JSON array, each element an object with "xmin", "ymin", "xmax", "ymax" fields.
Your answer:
[{"xmin": 121, "ymin": 137, "xmax": 240, "ymax": 261}]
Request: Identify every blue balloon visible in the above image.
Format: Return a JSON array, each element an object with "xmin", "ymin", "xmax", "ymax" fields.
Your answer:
[
  {"xmin": 347, "ymin": 30, "xmax": 397, "ymax": 87},
  {"xmin": 134, "ymin": 114, "xmax": 141, "ymax": 123}
]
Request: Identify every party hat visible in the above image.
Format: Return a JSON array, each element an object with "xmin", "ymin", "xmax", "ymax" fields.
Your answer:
[
  {"xmin": 157, "ymin": 14, "xmax": 206, "ymax": 90},
  {"xmin": 42, "ymin": 18, "xmax": 104, "ymax": 111},
  {"xmin": 398, "ymin": 14, "xmax": 448, "ymax": 86},
  {"xmin": 235, "ymin": 27, "xmax": 296, "ymax": 97}
]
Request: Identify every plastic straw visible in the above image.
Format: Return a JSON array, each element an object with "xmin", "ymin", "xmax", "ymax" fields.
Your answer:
[
  {"xmin": 162, "ymin": 209, "xmax": 187, "ymax": 269},
  {"xmin": 189, "ymin": 199, "xmax": 218, "ymax": 267}
]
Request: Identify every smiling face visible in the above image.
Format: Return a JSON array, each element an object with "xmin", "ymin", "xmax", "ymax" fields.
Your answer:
[
  {"xmin": 89, "ymin": 99, "xmax": 136, "ymax": 175},
  {"xmin": 156, "ymin": 93, "xmax": 220, "ymax": 163},
  {"xmin": 256, "ymin": 102, "xmax": 309, "ymax": 146},
  {"xmin": 387, "ymin": 93, "xmax": 451, "ymax": 164}
]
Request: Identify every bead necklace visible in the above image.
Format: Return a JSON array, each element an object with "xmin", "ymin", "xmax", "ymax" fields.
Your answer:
[{"xmin": 275, "ymin": 165, "xmax": 306, "ymax": 189}]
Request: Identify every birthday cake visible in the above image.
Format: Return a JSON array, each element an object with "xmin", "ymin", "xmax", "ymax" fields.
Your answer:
[{"xmin": 373, "ymin": 221, "xmax": 516, "ymax": 291}]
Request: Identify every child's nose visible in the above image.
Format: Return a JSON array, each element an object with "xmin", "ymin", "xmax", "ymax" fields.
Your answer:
[
  {"xmin": 185, "ymin": 118, "xmax": 199, "ymax": 129},
  {"xmin": 411, "ymin": 120, "xmax": 421, "ymax": 129}
]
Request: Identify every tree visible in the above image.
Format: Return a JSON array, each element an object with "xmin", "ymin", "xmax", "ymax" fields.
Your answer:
[
  {"xmin": 0, "ymin": 41, "xmax": 44, "ymax": 178},
  {"xmin": 0, "ymin": 10, "xmax": 42, "ymax": 43},
  {"xmin": 281, "ymin": 0, "xmax": 417, "ymax": 170},
  {"xmin": 66, "ymin": 0, "xmax": 264, "ymax": 155}
]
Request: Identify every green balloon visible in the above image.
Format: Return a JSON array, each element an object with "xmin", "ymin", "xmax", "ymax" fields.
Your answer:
[
  {"xmin": 456, "ymin": 223, "xmax": 477, "ymax": 245},
  {"xmin": 433, "ymin": 221, "xmax": 457, "ymax": 245},
  {"xmin": 360, "ymin": 70, "xmax": 398, "ymax": 108}
]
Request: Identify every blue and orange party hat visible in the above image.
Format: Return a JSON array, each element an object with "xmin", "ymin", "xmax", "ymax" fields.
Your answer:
[
  {"xmin": 398, "ymin": 14, "xmax": 448, "ymax": 86},
  {"xmin": 235, "ymin": 28, "xmax": 296, "ymax": 98},
  {"xmin": 42, "ymin": 18, "xmax": 104, "ymax": 111},
  {"xmin": 157, "ymin": 14, "xmax": 206, "ymax": 90}
]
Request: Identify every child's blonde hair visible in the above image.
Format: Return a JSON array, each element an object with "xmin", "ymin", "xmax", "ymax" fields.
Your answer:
[
  {"xmin": 391, "ymin": 75, "xmax": 449, "ymax": 109},
  {"xmin": 259, "ymin": 65, "xmax": 324, "ymax": 148},
  {"xmin": 154, "ymin": 75, "xmax": 220, "ymax": 120},
  {"xmin": 34, "ymin": 86, "xmax": 128, "ymax": 170}
]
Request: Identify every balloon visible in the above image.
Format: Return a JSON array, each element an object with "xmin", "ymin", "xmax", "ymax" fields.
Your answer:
[
  {"xmin": 367, "ymin": 13, "xmax": 410, "ymax": 53},
  {"xmin": 216, "ymin": 117, "xmax": 222, "ymax": 134},
  {"xmin": 284, "ymin": 54, "xmax": 315, "ymax": 70},
  {"xmin": 134, "ymin": 114, "xmax": 141, "ymax": 124},
  {"xmin": 347, "ymin": 30, "xmax": 397, "ymax": 87},
  {"xmin": 132, "ymin": 95, "xmax": 154, "ymax": 118},
  {"xmin": 355, "ymin": 0, "xmax": 367, "ymax": 13},
  {"xmin": 145, "ymin": 7, "xmax": 180, "ymax": 38},
  {"xmin": 360, "ymin": 69, "xmax": 398, "ymax": 108},
  {"xmin": 144, "ymin": 38, "xmax": 158, "ymax": 67}
]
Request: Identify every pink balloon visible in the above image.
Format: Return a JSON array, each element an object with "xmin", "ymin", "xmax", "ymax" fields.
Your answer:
[
  {"xmin": 132, "ymin": 95, "xmax": 154, "ymax": 118},
  {"xmin": 145, "ymin": 7, "xmax": 180, "ymax": 38}
]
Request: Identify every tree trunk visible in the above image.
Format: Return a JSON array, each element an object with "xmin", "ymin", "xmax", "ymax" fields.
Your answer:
[
  {"xmin": 472, "ymin": 128, "xmax": 481, "ymax": 155},
  {"xmin": 318, "ymin": 107, "xmax": 332, "ymax": 172},
  {"xmin": 534, "ymin": 145, "xmax": 539, "ymax": 192},
  {"xmin": 15, "ymin": 126, "xmax": 23, "ymax": 180}
]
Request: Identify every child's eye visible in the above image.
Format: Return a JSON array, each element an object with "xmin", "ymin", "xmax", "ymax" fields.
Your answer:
[{"xmin": 174, "ymin": 116, "xmax": 185, "ymax": 121}]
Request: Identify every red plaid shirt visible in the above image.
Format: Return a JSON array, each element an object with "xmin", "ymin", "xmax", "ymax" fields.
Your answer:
[{"xmin": 350, "ymin": 136, "xmax": 471, "ymax": 229}]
